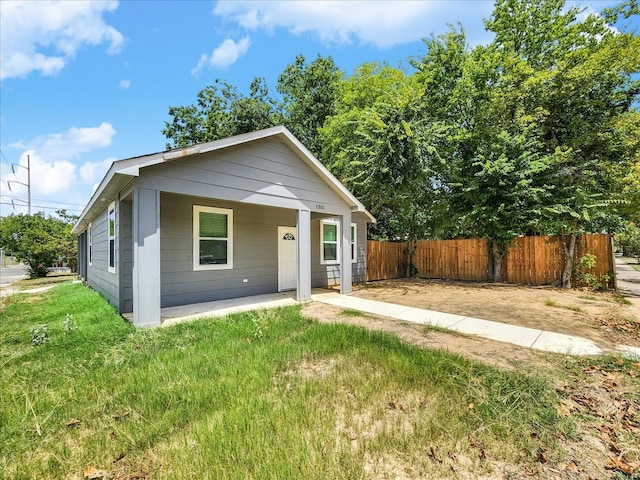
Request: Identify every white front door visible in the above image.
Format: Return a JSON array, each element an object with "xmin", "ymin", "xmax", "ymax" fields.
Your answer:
[{"xmin": 278, "ymin": 226, "xmax": 297, "ymax": 291}]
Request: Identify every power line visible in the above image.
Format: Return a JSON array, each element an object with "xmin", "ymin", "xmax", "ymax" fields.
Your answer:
[
  {"xmin": 0, "ymin": 149, "xmax": 12, "ymax": 169},
  {"xmin": 0, "ymin": 202, "xmax": 82, "ymax": 213},
  {"xmin": 0, "ymin": 194, "xmax": 85, "ymax": 208}
]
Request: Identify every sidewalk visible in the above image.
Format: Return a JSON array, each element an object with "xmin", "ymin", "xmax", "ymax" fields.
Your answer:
[
  {"xmin": 616, "ymin": 257, "xmax": 640, "ymax": 297},
  {"xmin": 312, "ymin": 292, "xmax": 640, "ymax": 359}
]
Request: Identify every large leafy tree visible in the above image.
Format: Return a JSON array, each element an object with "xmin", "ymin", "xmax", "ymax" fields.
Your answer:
[
  {"xmin": 412, "ymin": 1, "xmax": 640, "ymax": 283},
  {"xmin": 485, "ymin": 0, "xmax": 640, "ymax": 286},
  {"xmin": 162, "ymin": 78, "xmax": 281, "ymax": 150},
  {"xmin": 320, "ymin": 63, "xmax": 445, "ymax": 275},
  {"xmin": 0, "ymin": 212, "xmax": 76, "ymax": 278},
  {"xmin": 413, "ymin": 29, "xmax": 552, "ymax": 281},
  {"xmin": 162, "ymin": 54, "xmax": 342, "ymax": 156},
  {"xmin": 277, "ymin": 54, "xmax": 343, "ymax": 156}
]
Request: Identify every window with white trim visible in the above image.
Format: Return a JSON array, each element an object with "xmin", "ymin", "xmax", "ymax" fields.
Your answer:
[
  {"xmin": 321, "ymin": 219, "xmax": 339, "ymax": 264},
  {"xmin": 194, "ymin": 205, "xmax": 233, "ymax": 270},
  {"xmin": 88, "ymin": 222, "xmax": 93, "ymax": 266},
  {"xmin": 351, "ymin": 223, "xmax": 357, "ymax": 263},
  {"xmin": 107, "ymin": 202, "xmax": 116, "ymax": 273}
]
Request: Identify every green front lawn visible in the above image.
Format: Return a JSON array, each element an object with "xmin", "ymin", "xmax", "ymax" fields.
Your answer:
[{"xmin": 1, "ymin": 283, "xmax": 568, "ymax": 479}]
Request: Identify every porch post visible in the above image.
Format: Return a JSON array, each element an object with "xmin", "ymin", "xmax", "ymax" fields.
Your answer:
[
  {"xmin": 132, "ymin": 187, "xmax": 161, "ymax": 327},
  {"xmin": 296, "ymin": 209, "xmax": 311, "ymax": 302},
  {"xmin": 340, "ymin": 213, "xmax": 352, "ymax": 294}
]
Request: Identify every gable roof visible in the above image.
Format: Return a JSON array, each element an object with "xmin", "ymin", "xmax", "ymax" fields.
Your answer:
[{"xmin": 72, "ymin": 126, "xmax": 374, "ymax": 235}]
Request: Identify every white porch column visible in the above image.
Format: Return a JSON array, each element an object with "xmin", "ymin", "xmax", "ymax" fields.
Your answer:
[
  {"xmin": 340, "ymin": 213, "xmax": 352, "ymax": 294},
  {"xmin": 296, "ymin": 209, "xmax": 312, "ymax": 302},
  {"xmin": 132, "ymin": 187, "xmax": 161, "ymax": 327}
]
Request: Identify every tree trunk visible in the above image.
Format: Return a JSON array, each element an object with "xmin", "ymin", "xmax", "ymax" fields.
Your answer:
[
  {"xmin": 492, "ymin": 240, "xmax": 505, "ymax": 283},
  {"xmin": 405, "ymin": 240, "xmax": 416, "ymax": 278},
  {"xmin": 561, "ymin": 233, "xmax": 577, "ymax": 288}
]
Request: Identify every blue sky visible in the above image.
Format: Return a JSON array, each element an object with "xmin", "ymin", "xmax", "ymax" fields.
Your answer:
[{"xmin": 0, "ymin": 0, "xmax": 634, "ymax": 217}]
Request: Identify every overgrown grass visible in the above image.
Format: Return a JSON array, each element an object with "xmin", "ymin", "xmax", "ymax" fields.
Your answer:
[
  {"xmin": 1, "ymin": 283, "xmax": 570, "ymax": 479},
  {"xmin": 544, "ymin": 298, "xmax": 585, "ymax": 312},
  {"xmin": 340, "ymin": 308, "xmax": 368, "ymax": 317}
]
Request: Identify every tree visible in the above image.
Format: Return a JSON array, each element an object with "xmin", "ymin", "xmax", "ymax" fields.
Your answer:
[
  {"xmin": 162, "ymin": 54, "xmax": 342, "ymax": 156},
  {"xmin": 412, "ymin": 28, "xmax": 553, "ymax": 281},
  {"xmin": 277, "ymin": 54, "xmax": 343, "ymax": 156},
  {"xmin": 485, "ymin": 0, "xmax": 640, "ymax": 286},
  {"xmin": 320, "ymin": 63, "xmax": 445, "ymax": 274},
  {"xmin": 411, "ymin": 1, "xmax": 640, "ymax": 284},
  {"xmin": 162, "ymin": 78, "xmax": 281, "ymax": 150},
  {"xmin": 617, "ymin": 221, "xmax": 640, "ymax": 261},
  {"xmin": 0, "ymin": 212, "xmax": 76, "ymax": 278}
]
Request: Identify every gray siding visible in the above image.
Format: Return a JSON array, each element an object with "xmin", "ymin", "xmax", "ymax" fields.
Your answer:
[
  {"xmin": 86, "ymin": 202, "xmax": 119, "ymax": 308},
  {"xmin": 311, "ymin": 216, "xmax": 367, "ymax": 287},
  {"xmin": 160, "ymin": 192, "xmax": 296, "ymax": 307},
  {"xmin": 119, "ymin": 197, "xmax": 133, "ymax": 312},
  {"xmin": 138, "ymin": 138, "xmax": 351, "ymax": 217}
]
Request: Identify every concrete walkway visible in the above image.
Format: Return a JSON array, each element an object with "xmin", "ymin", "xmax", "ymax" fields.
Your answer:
[{"xmin": 312, "ymin": 292, "xmax": 619, "ymax": 357}]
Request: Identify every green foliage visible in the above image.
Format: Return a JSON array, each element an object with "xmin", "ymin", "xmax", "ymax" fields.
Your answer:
[
  {"xmin": 162, "ymin": 54, "xmax": 342, "ymax": 156},
  {"xmin": 29, "ymin": 324, "xmax": 49, "ymax": 346},
  {"xmin": 0, "ymin": 212, "xmax": 76, "ymax": 278},
  {"xmin": 617, "ymin": 222, "xmax": 640, "ymax": 260},
  {"xmin": 162, "ymin": 78, "xmax": 281, "ymax": 150},
  {"xmin": 277, "ymin": 54, "xmax": 343, "ymax": 156},
  {"xmin": 575, "ymin": 254, "xmax": 611, "ymax": 290},
  {"xmin": 320, "ymin": 63, "xmax": 443, "ymax": 240},
  {"xmin": 63, "ymin": 313, "xmax": 78, "ymax": 333}
]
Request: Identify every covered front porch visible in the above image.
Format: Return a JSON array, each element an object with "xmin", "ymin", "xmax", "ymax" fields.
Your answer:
[{"xmin": 129, "ymin": 188, "xmax": 356, "ymax": 328}]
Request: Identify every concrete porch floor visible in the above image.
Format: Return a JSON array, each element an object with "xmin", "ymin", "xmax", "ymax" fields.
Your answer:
[{"xmin": 158, "ymin": 289, "xmax": 337, "ymax": 327}]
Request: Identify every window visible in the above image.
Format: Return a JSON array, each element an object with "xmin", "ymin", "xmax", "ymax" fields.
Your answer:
[
  {"xmin": 107, "ymin": 202, "xmax": 116, "ymax": 273},
  {"xmin": 194, "ymin": 205, "xmax": 233, "ymax": 270},
  {"xmin": 351, "ymin": 223, "xmax": 357, "ymax": 263},
  {"xmin": 321, "ymin": 220, "xmax": 339, "ymax": 264},
  {"xmin": 320, "ymin": 219, "xmax": 358, "ymax": 265},
  {"xmin": 88, "ymin": 223, "xmax": 93, "ymax": 266}
]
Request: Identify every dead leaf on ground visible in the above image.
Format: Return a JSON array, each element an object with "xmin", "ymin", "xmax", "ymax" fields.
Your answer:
[
  {"xmin": 605, "ymin": 456, "xmax": 636, "ymax": 475},
  {"xmin": 428, "ymin": 445, "xmax": 442, "ymax": 463},
  {"xmin": 565, "ymin": 460, "xmax": 583, "ymax": 473},
  {"xmin": 524, "ymin": 464, "xmax": 539, "ymax": 476},
  {"xmin": 83, "ymin": 466, "xmax": 110, "ymax": 479}
]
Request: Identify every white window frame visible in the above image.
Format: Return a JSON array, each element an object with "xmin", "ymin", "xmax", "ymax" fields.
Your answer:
[
  {"xmin": 88, "ymin": 222, "xmax": 93, "ymax": 266},
  {"xmin": 320, "ymin": 219, "xmax": 340, "ymax": 265},
  {"xmin": 193, "ymin": 205, "xmax": 233, "ymax": 271},
  {"xmin": 107, "ymin": 202, "xmax": 116, "ymax": 274},
  {"xmin": 351, "ymin": 223, "xmax": 357, "ymax": 264}
]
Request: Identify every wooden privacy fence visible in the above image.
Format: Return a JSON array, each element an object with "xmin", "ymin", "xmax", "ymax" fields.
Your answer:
[{"xmin": 367, "ymin": 234, "xmax": 614, "ymax": 286}]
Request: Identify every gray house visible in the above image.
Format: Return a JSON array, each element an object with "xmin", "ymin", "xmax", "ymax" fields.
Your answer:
[{"xmin": 73, "ymin": 126, "xmax": 374, "ymax": 327}]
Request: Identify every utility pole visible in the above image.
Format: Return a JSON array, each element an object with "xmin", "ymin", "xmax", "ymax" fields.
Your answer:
[{"xmin": 27, "ymin": 155, "xmax": 31, "ymax": 214}]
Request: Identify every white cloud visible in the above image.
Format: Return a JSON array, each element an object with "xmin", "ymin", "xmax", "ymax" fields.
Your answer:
[
  {"xmin": 119, "ymin": 79, "xmax": 131, "ymax": 89},
  {"xmin": 192, "ymin": 37, "xmax": 251, "ymax": 75},
  {"xmin": 3, "ymin": 123, "xmax": 116, "ymax": 200},
  {"xmin": 213, "ymin": 1, "xmax": 493, "ymax": 48},
  {"xmin": 79, "ymin": 157, "xmax": 116, "ymax": 184},
  {"xmin": 0, "ymin": 0, "xmax": 124, "ymax": 80}
]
